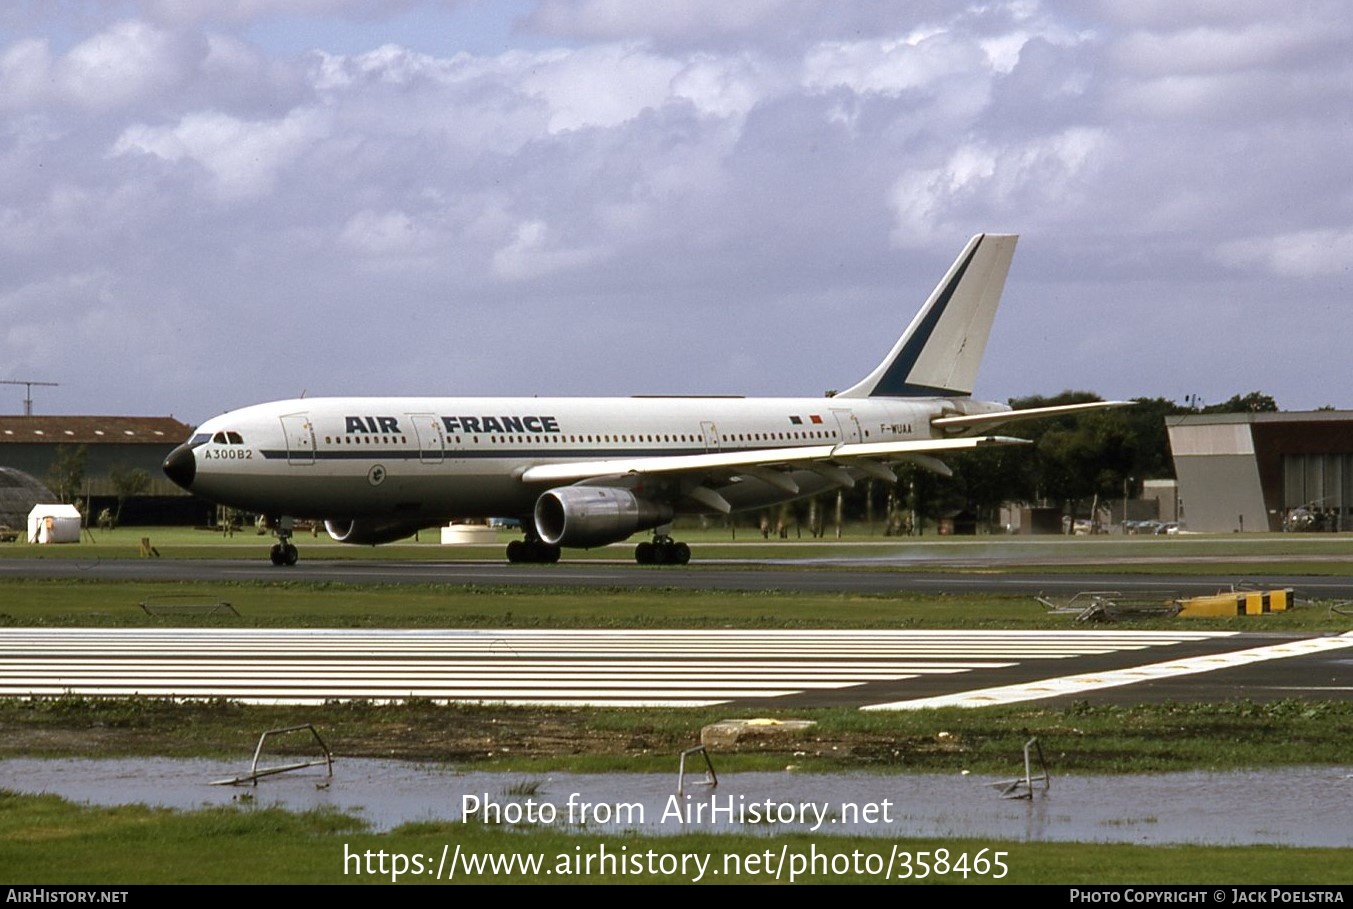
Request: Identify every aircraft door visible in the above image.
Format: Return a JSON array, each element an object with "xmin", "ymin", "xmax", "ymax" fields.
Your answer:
[
  {"xmin": 831, "ymin": 408, "xmax": 863, "ymax": 443},
  {"xmin": 700, "ymin": 421, "xmax": 721, "ymax": 452},
  {"xmin": 409, "ymin": 413, "xmax": 445, "ymax": 464},
  {"xmin": 279, "ymin": 413, "xmax": 316, "ymax": 465}
]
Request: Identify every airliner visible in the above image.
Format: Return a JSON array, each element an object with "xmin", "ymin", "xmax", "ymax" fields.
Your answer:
[{"xmin": 163, "ymin": 233, "xmax": 1123, "ymax": 565}]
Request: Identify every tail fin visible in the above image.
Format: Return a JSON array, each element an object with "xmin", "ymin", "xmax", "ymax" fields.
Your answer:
[{"xmin": 836, "ymin": 233, "xmax": 1017, "ymax": 398}]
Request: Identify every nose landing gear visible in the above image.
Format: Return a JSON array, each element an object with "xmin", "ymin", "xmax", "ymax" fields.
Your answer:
[{"xmin": 266, "ymin": 516, "xmax": 299, "ymax": 566}]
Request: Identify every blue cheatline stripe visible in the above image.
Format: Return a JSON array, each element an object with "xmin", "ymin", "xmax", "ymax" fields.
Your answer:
[
  {"xmin": 868, "ymin": 237, "xmax": 982, "ymax": 397},
  {"xmin": 259, "ymin": 447, "xmax": 713, "ymax": 462}
]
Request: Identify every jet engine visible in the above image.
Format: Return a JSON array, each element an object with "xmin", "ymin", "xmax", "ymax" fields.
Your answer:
[
  {"xmin": 324, "ymin": 518, "xmax": 429, "ymax": 546},
  {"xmin": 534, "ymin": 487, "xmax": 673, "ymax": 548}
]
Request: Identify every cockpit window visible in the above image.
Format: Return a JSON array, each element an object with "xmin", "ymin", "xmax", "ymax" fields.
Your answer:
[
  {"xmin": 226, "ymin": 431, "xmax": 244, "ymax": 445},
  {"xmin": 189, "ymin": 433, "xmax": 211, "ymax": 447},
  {"xmin": 212, "ymin": 432, "xmax": 227, "ymax": 444},
  {"xmin": 210, "ymin": 431, "xmax": 246, "ymax": 445}
]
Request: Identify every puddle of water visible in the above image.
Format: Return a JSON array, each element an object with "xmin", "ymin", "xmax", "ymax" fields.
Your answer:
[{"xmin": 2, "ymin": 758, "xmax": 1350, "ymax": 847}]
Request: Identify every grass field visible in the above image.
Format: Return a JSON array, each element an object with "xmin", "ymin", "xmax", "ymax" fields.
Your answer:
[
  {"xmin": 1, "ymin": 576, "xmax": 1351, "ymax": 633},
  {"xmin": 3, "ymin": 530, "xmax": 1351, "ymax": 885}
]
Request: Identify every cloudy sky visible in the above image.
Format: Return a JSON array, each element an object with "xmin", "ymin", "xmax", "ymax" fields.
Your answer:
[{"xmin": 1, "ymin": 1, "xmax": 1349, "ymax": 423}]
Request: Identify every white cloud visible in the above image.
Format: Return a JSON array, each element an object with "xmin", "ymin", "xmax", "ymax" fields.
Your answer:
[
  {"xmin": 803, "ymin": 30, "xmax": 986, "ymax": 96},
  {"xmin": 1088, "ymin": 0, "xmax": 1326, "ymax": 32},
  {"xmin": 1216, "ymin": 230, "xmax": 1353, "ymax": 279},
  {"xmin": 139, "ymin": 0, "xmax": 415, "ymax": 27},
  {"xmin": 0, "ymin": 272, "xmax": 113, "ymax": 361},
  {"xmin": 336, "ymin": 207, "xmax": 454, "ymax": 275},
  {"xmin": 528, "ymin": 0, "xmax": 792, "ymax": 43},
  {"xmin": 56, "ymin": 20, "xmax": 197, "ymax": 110},
  {"xmin": 310, "ymin": 42, "xmax": 466, "ymax": 90},
  {"xmin": 888, "ymin": 128, "xmax": 1108, "ymax": 245},
  {"xmin": 340, "ymin": 209, "xmax": 420, "ymax": 255},
  {"xmin": 491, "ymin": 220, "xmax": 608, "ymax": 281},
  {"xmin": 0, "ymin": 181, "xmax": 133, "ymax": 259},
  {"xmin": 111, "ymin": 107, "xmax": 330, "ymax": 201},
  {"xmin": 670, "ymin": 53, "xmax": 770, "ymax": 119},
  {"xmin": 0, "ymin": 39, "xmax": 54, "ymax": 110},
  {"xmin": 1114, "ymin": 22, "xmax": 1323, "ymax": 76},
  {"xmin": 517, "ymin": 44, "xmax": 684, "ymax": 133}
]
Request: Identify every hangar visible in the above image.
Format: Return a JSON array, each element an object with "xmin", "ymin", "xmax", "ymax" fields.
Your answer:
[
  {"xmin": 0, "ymin": 415, "xmax": 195, "ymax": 524},
  {"xmin": 1166, "ymin": 410, "xmax": 1353, "ymax": 533}
]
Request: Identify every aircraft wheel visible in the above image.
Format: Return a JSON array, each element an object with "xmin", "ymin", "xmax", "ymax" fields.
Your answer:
[
  {"xmin": 673, "ymin": 541, "xmax": 690, "ymax": 565},
  {"xmin": 270, "ymin": 542, "xmax": 298, "ymax": 566},
  {"xmin": 513, "ymin": 540, "xmax": 561, "ymax": 563},
  {"xmin": 635, "ymin": 541, "xmax": 654, "ymax": 564}
]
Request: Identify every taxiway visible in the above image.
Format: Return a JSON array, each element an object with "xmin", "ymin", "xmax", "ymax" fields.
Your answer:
[{"xmin": 3, "ymin": 556, "xmax": 1353, "ymax": 598}]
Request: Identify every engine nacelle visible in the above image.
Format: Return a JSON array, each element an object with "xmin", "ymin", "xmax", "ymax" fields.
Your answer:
[
  {"xmin": 324, "ymin": 518, "xmax": 429, "ymax": 546},
  {"xmin": 534, "ymin": 486, "xmax": 673, "ymax": 548}
]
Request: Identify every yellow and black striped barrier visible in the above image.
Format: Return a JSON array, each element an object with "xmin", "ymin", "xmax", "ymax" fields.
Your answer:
[{"xmin": 1176, "ymin": 589, "xmax": 1291, "ymax": 618}]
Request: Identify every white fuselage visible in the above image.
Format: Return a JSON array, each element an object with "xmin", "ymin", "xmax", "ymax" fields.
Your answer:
[{"xmin": 180, "ymin": 394, "xmax": 1005, "ymax": 521}]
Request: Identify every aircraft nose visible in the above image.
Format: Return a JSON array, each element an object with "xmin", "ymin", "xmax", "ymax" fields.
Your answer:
[{"xmin": 162, "ymin": 442, "xmax": 197, "ymax": 490}]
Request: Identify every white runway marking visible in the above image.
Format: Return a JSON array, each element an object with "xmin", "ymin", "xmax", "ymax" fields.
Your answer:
[
  {"xmin": 865, "ymin": 633, "xmax": 1353, "ymax": 710},
  {"xmin": 0, "ymin": 628, "xmax": 1237, "ymax": 707}
]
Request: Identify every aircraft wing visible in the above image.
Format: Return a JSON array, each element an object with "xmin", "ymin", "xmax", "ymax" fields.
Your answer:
[
  {"xmin": 932, "ymin": 400, "xmax": 1134, "ymax": 434},
  {"xmin": 518, "ymin": 435, "xmax": 1029, "ymax": 488}
]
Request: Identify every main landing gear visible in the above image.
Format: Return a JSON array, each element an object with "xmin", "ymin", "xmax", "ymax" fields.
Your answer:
[
  {"xmin": 267, "ymin": 516, "xmax": 299, "ymax": 566},
  {"xmin": 506, "ymin": 536, "xmax": 561, "ymax": 564},
  {"xmin": 634, "ymin": 534, "xmax": 690, "ymax": 565}
]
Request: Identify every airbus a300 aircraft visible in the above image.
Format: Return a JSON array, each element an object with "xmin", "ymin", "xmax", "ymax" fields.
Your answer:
[{"xmin": 163, "ymin": 233, "xmax": 1121, "ymax": 566}]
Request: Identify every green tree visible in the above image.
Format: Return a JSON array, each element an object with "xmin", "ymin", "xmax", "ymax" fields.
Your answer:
[
  {"xmin": 1116, "ymin": 397, "xmax": 1191, "ymax": 480},
  {"xmin": 108, "ymin": 465, "xmax": 152, "ymax": 525},
  {"xmin": 892, "ymin": 461, "xmax": 965, "ymax": 533},
  {"xmin": 1204, "ymin": 391, "xmax": 1278, "ymax": 413},
  {"xmin": 949, "ymin": 444, "xmax": 1037, "ymax": 527},
  {"xmin": 45, "ymin": 445, "xmax": 87, "ymax": 504}
]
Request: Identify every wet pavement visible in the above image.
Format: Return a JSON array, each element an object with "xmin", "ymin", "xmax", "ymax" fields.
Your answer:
[{"xmin": 3, "ymin": 757, "xmax": 1351, "ymax": 847}]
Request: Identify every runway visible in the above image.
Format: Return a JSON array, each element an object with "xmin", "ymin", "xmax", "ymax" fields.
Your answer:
[
  {"xmin": 4, "ymin": 551, "xmax": 1352, "ymax": 709},
  {"xmin": 4, "ymin": 627, "xmax": 1351, "ymax": 708}
]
